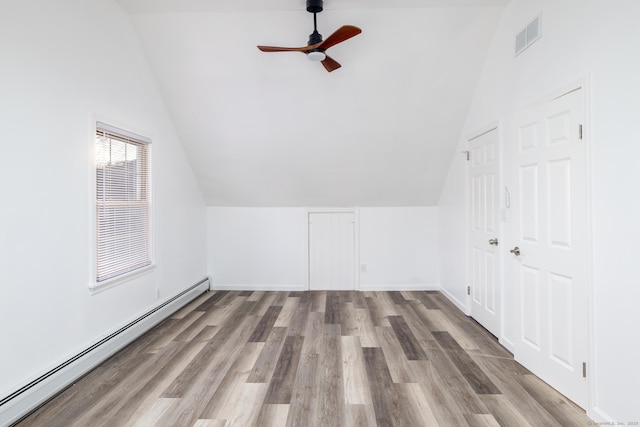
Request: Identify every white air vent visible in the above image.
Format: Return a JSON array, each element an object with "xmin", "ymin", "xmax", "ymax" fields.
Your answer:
[{"xmin": 515, "ymin": 14, "xmax": 542, "ymax": 56}]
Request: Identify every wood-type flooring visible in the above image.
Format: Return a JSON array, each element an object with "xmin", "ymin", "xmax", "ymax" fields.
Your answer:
[{"xmin": 17, "ymin": 290, "xmax": 592, "ymax": 426}]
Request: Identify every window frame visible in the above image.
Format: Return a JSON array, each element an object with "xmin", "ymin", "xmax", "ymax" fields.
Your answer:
[{"xmin": 90, "ymin": 121, "xmax": 154, "ymax": 290}]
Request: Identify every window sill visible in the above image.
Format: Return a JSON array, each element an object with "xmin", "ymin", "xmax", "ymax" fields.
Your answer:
[{"xmin": 89, "ymin": 264, "xmax": 156, "ymax": 294}]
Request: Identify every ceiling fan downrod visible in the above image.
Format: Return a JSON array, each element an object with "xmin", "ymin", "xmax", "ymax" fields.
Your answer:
[
  {"xmin": 308, "ymin": 13, "xmax": 322, "ymax": 45},
  {"xmin": 306, "ymin": 0, "xmax": 325, "ymax": 60}
]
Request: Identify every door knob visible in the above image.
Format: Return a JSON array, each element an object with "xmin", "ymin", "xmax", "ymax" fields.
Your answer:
[
  {"xmin": 488, "ymin": 238, "xmax": 499, "ymax": 246},
  {"xmin": 510, "ymin": 246, "xmax": 521, "ymax": 256}
]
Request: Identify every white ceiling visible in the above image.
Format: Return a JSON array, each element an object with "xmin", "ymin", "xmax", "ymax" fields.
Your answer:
[
  {"xmin": 115, "ymin": 0, "xmax": 507, "ymax": 206},
  {"xmin": 116, "ymin": 0, "xmax": 509, "ymax": 14}
]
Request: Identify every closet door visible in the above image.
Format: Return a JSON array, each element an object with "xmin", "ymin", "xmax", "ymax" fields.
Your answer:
[
  {"xmin": 469, "ymin": 127, "xmax": 501, "ymax": 338},
  {"xmin": 309, "ymin": 212, "xmax": 355, "ymax": 290},
  {"xmin": 513, "ymin": 88, "xmax": 588, "ymax": 408}
]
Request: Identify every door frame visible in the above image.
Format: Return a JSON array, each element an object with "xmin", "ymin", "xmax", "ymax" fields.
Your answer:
[
  {"xmin": 509, "ymin": 76, "xmax": 594, "ymax": 415},
  {"xmin": 305, "ymin": 207, "xmax": 360, "ymax": 291}
]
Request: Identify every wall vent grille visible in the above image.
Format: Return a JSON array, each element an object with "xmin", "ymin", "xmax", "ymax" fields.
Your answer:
[{"xmin": 515, "ymin": 14, "xmax": 542, "ymax": 56}]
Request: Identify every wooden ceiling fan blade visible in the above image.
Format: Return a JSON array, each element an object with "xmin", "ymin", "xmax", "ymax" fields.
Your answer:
[
  {"xmin": 321, "ymin": 55, "xmax": 341, "ymax": 72},
  {"xmin": 318, "ymin": 25, "xmax": 362, "ymax": 51},
  {"xmin": 257, "ymin": 45, "xmax": 309, "ymax": 52}
]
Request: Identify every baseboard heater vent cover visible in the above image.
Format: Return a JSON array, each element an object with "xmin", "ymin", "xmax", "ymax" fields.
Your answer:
[{"xmin": 0, "ymin": 277, "xmax": 210, "ymax": 426}]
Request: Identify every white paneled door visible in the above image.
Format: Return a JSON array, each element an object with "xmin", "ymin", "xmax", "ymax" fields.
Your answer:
[
  {"xmin": 308, "ymin": 212, "xmax": 356, "ymax": 290},
  {"xmin": 469, "ymin": 128, "xmax": 501, "ymax": 338},
  {"xmin": 513, "ymin": 88, "xmax": 588, "ymax": 408}
]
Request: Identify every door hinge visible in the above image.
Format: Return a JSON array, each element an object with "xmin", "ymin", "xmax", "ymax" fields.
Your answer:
[
  {"xmin": 461, "ymin": 151, "xmax": 470, "ymax": 161},
  {"xmin": 467, "ymin": 286, "xmax": 471, "ymax": 295},
  {"xmin": 578, "ymin": 124, "xmax": 583, "ymax": 140},
  {"xmin": 582, "ymin": 362, "xmax": 587, "ymax": 378}
]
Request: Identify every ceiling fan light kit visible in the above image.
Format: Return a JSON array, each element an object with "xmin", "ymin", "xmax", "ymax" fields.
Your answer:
[
  {"xmin": 307, "ymin": 50, "xmax": 326, "ymax": 61},
  {"xmin": 257, "ymin": 0, "xmax": 361, "ymax": 72}
]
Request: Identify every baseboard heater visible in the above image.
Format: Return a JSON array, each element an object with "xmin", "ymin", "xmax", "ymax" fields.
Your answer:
[{"xmin": 0, "ymin": 277, "xmax": 211, "ymax": 427}]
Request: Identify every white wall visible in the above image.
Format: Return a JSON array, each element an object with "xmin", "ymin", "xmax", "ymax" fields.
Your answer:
[
  {"xmin": 438, "ymin": 0, "xmax": 640, "ymax": 421},
  {"xmin": 359, "ymin": 207, "xmax": 439, "ymax": 290},
  {"xmin": 0, "ymin": 0, "xmax": 206, "ymax": 400},
  {"xmin": 438, "ymin": 148, "xmax": 469, "ymax": 310},
  {"xmin": 207, "ymin": 207, "xmax": 439, "ymax": 290},
  {"xmin": 207, "ymin": 207, "xmax": 308, "ymax": 289}
]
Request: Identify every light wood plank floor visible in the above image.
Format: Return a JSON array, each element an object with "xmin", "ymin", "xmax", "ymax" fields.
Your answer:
[{"xmin": 16, "ymin": 291, "xmax": 592, "ymax": 426}]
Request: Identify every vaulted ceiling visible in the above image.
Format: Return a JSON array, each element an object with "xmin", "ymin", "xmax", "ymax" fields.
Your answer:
[{"xmin": 115, "ymin": 0, "xmax": 507, "ymax": 206}]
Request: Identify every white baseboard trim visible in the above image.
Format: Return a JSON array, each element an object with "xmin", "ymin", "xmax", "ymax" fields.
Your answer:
[
  {"xmin": 211, "ymin": 284, "xmax": 442, "ymax": 292},
  {"xmin": 499, "ymin": 336, "xmax": 516, "ymax": 354},
  {"xmin": 211, "ymin": 284, "xmax": 307, "ymax": 291},
  {"xmin": 0, "ymin": 277, "xmax": 210, "ymax": 427},
  {"xmin": 358, "ymin": 284, "xmax": 441, "ymax": 292},
  {"xmin": 589, "ymin": 406, "xmax": 614, "ymax": 423},
  {"xmin": 439, "ymin": 287, "xmax": 469, "ymax": 314}
]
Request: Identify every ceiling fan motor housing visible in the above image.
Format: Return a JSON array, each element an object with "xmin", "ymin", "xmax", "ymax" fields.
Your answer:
[
  {"xmin": 306, "ymin": 0, "xmax": 323, "ymax": 13},
  {"xmin": 308, "ymin": 31, "xmax": 323, "ymax": 45}
]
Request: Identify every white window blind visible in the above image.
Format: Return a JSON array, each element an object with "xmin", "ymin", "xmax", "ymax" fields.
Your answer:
[{"xmin": 95, "ymin": 122, "xmax": 151, "ymax": 283}]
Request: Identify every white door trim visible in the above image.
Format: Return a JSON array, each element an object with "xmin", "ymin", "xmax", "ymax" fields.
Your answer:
[{"xmin": 580, "ymin": 75, "xmax": 595, "ymax": 420}]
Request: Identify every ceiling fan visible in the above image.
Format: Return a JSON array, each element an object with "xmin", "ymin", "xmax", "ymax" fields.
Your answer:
[{"xmin": 257, "ymin": 0, "xmax": 362, "ymax": 72}]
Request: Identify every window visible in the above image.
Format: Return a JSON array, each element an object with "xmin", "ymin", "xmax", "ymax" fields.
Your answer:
[{"xmin": 95, "ymin": 122, "xmax": 152, "ymax": 283}]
